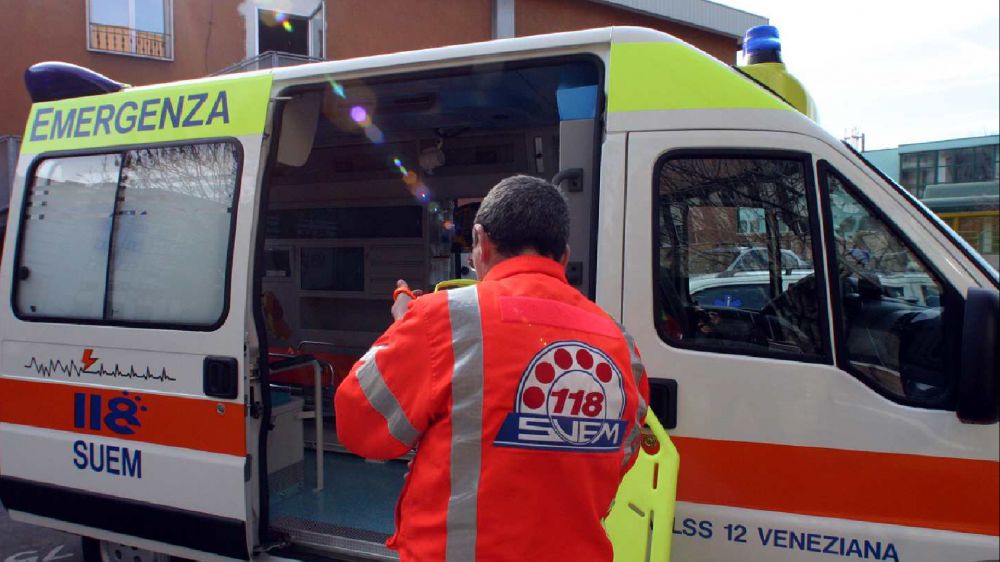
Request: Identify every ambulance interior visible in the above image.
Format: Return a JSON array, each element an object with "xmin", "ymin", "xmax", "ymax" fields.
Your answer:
[{"xmin": 256, "ymin": 56, "xmax": 602, "ymax": 557}]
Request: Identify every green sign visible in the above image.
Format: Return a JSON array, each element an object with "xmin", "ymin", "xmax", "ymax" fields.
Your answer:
[{"xmin": 21, "ymin": 74, "xmax": 273, "ymax": 154}]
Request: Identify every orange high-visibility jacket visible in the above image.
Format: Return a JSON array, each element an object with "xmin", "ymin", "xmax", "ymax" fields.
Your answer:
[{"xmin": 335, "ymin": 255, "xmax": 650, "ymax": 562}]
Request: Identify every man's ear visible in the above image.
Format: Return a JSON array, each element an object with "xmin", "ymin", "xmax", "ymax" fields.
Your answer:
[
  {"xmin": 559, "ymin": 244, "xmax": 571, "ymax": 267},
  {"xmin": 474, "ymin": 224, "xmax": 492, "ymax": 262}
]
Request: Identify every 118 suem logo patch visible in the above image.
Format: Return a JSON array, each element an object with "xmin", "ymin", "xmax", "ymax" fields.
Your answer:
[{"xmin": 494, "ymin": 341, "xmax": 627, "ymax": 452}]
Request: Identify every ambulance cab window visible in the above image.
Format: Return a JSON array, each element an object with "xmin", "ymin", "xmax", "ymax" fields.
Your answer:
[
  {"xmin": 822, "ymin": 166, "xmax": 953, "ymax": 405},
  {"xmin": 15, "ymin": 142, "xmax": 240, "ymax": 328},
  {"xmin": 654, "ymin": 155, "xmax": 827, "ymax": 361}
]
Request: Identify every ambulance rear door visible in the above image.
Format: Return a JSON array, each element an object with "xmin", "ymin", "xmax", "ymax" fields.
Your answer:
[{"xmin": 0, "ymin": 74, "xmax": 274, "ymax": 561}]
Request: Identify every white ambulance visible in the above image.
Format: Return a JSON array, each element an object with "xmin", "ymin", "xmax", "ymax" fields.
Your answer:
[{"xmin": 1, "ymin": 25, "xmax": 996, "ymax": 562}]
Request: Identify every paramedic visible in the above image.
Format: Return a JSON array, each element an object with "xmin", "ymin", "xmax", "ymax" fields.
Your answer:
[{"xmin": 335, "ymin": 175, "xmax": 650, "ymax": 561}]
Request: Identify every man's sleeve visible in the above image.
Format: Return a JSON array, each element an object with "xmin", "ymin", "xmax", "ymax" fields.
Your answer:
[
  {"xmin": 620, "ymin": 328, "xmax": 651, "ymax": 477},
  {"xmin": 635, "ymin": 344, "xmax": 650, "ymax": 410},
  {"xmin": 335, "ymin": 298, "xmax": 447, "ymax": 460}
]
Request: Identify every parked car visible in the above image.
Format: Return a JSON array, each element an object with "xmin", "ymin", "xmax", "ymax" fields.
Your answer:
[
  {"xmin": 689, "ymin": 269, "xmax": 940, "ymax": 310},
  {"xmin": 724, "ymin": 246, "xmax": 811, "ymax": 272},
  {"xmin": 689, "ymin": 270, "xmax": 810, "ymax": 310}
]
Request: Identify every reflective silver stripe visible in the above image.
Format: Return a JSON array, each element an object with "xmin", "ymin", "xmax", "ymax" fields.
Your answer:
[
  {"xmin": 617, "ymin": 322, "xmax": 649, "ymax": 415},
  {"xmin": 616, "ymin": 322, "xmax": 648, "ymax": 468},
  {"xmin": 356, "ymin": 346, "xmax": 421, "ymax": 448},
  {"xmin": 617, "ymin": 322, "xmax": 647, "ymax": 382},
  {"xmin": 621, "ymin": 418, "xmax": 642, "ymax": 469},
  {"xmin": 446, "ymin": 286, "xmax": 485, "ymax": 562}
]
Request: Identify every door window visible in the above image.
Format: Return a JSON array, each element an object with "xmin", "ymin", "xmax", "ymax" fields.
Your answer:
[
  {"xmin": 16, "ymin": 154, "xmax": 120, "ymax": 319},
  {"xmin": 15, "ymin": 142, "xmax": 240, "ymax": 328},
  {"xmin": 108, "ymin": 144, "xmax": 239, "ymax": 324},
  {"xmin": 654, "ymin": 155, "xmax": 827, "ymax": 360},
  {"xmin": 822, "ymin": 165, "xmax": 954, "ymax": 405}
]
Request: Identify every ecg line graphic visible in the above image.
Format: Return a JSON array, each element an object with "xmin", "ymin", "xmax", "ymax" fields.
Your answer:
[{"xmin": 24, "ymin": 357, "xmax": 177, "ymax": 382}]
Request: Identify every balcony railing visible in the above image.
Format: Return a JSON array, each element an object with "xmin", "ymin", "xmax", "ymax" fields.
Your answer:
[
  {"xmin": 213, "ymin": 51, "xmax": 325, "ymax": 75},
  {"xmin": 89, "ymin": 23, "xmax": 172, "ymax": 60}
]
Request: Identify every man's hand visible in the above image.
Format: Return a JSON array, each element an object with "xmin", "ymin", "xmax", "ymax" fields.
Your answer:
[{"xmin": 391, "ymin": 279, "xmax": 424, "ymax": 321}]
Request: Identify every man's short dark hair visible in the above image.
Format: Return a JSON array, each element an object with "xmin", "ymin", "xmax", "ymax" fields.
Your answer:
[{"xmin": 474, "ymin": 175, "xmax": 569, "ymax": 261}]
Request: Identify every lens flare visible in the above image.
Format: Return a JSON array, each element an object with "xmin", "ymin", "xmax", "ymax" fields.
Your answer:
[
  {"xmin": 364, "ymin": 125, "xmax": 385, "ymax": 144},
  {"xmin": 274, "ymin": 12, "xmax": 288, "ymax": 23},
  {"xmin": 282, "ymin": 20, "xmax": 294, "ymax": 32},
  {"xmin": 350, "ymin": 106, "xmax": 368, "ymax": 124},
  {"xmin": 334, "ymin": 90, "xmax": 431, "ymax": 203},
  {"xmin": 327, "ymin": 79, "xmax": 346, "ymax": 99}
]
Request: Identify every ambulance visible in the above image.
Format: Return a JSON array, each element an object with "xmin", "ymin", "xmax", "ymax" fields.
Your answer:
[{"xmin": 0, "ymin": 24, "xmax": 997, "ymax": 562}]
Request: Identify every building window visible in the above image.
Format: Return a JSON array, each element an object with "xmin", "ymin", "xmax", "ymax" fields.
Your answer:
[
  {"xmin": 257, "ymin": 9, "xmax": 311, "ymax": 56},
  {"xmin": 899, "ymin": 151, "xmax": 937, "ymax": 197},
  {"xmin": 88, "ymin": 0, "xmax": 173, "ymax": 60},
  {"xmin": 899, "ymin": 144, "xmax": 999, "ymax": 196},
  {"xmin": 937, "ymin": 145, "xmax": 999, "ymax": 184},
  {"xmin": 940, "ymin": 212, "xmax": 1000, "ymax": 258}
]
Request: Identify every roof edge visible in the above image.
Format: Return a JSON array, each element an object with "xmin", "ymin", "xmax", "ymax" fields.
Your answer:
[{"xmin": 587, "ymin": 0, "xmax": 768, "ymax": 39}]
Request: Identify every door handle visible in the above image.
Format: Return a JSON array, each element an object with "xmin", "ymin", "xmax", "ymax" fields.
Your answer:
[
  {"xmin": 552, "ymin": 167, "xmax": 584, "ymax": 192},
  {"xmin": 204, "ymin": 356, "xmax": 239, "ymax": 399},
  {"xmin": 648, "ymin": 378, "xmax": 678, "ymax": 429}
]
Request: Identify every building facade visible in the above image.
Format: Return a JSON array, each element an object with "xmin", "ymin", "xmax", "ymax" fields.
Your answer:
[
  {"xmin": 864, "ymin": 135, "xmax": 1000, "ymax": 268},
  {"xmin": 0, "ymin": 0, "xmax": 766, "ymax": 139},
  {"xmin": 0, "ymin": 0, "xmax": 246, "ymax": 137}
]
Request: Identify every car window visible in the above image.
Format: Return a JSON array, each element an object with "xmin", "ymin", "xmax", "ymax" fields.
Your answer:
[
  {"xmin": 739, "ymin": 250, "xmax": 768, "ymax": 271},
  {"xmin": 728, "ymin": 248, "xmax": 807, "ymax": 272},
  {"xmin": 824, "ymin": 166, "xmax": 953, "ymax": 405},
  {"xmin": 655, "ymin": 155, "xmax": 826, "ymax": 360},
  {"xmin": 691, "ymin": 283, "xmax": 771, "ymax": 311},
  {"xmin": 780, "ymin": 250, "xmax": 806, "ymax": 269}
]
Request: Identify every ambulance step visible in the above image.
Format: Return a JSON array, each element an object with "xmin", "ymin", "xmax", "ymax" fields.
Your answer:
[{"xmin": 271, "ymin": 516, "xmax": 397, "ymax": 561}]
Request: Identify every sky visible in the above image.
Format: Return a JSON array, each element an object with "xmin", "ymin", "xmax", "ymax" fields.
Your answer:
[{"xmin": 721, "ymin": 0, "xmax": 1000, "ymax": 150}]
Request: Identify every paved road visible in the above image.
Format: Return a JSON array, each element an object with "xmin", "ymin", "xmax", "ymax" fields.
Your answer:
[
  {"xmin": 0, "ymin": 504, "xmax": 368, "ymax": 562},
  {"xmin": 0, "ymin": 503, "xmax": 84, "ymax": 562}
]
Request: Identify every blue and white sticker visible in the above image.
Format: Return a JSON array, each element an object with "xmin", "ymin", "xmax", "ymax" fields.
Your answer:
[{"xmin": 494, "ymin": 341, "xmax": 627, "ymax": 452}]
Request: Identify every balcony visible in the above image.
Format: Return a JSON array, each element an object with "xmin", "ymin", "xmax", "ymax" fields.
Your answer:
[
  {"xmin": 89, "ymin": 23, "xmax": 172, "ymax": 60},
  {"xmin": 213, "ymin": 51, "xmax": 326, "ymax": 75}
]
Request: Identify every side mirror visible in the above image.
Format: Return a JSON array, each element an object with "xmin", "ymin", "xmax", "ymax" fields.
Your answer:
[{"xmin": 957, "ymin": 287, "xmax": 999, "ymax": 423}]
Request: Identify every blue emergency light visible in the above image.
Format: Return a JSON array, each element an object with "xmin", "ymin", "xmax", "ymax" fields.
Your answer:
[
  {"xmin": 24, "ymin": 62, "xmax": 126, "ymax": 103},
  {"xmin": 743, "ymin": 25, "xmax": 782, "ymax": 65}
]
